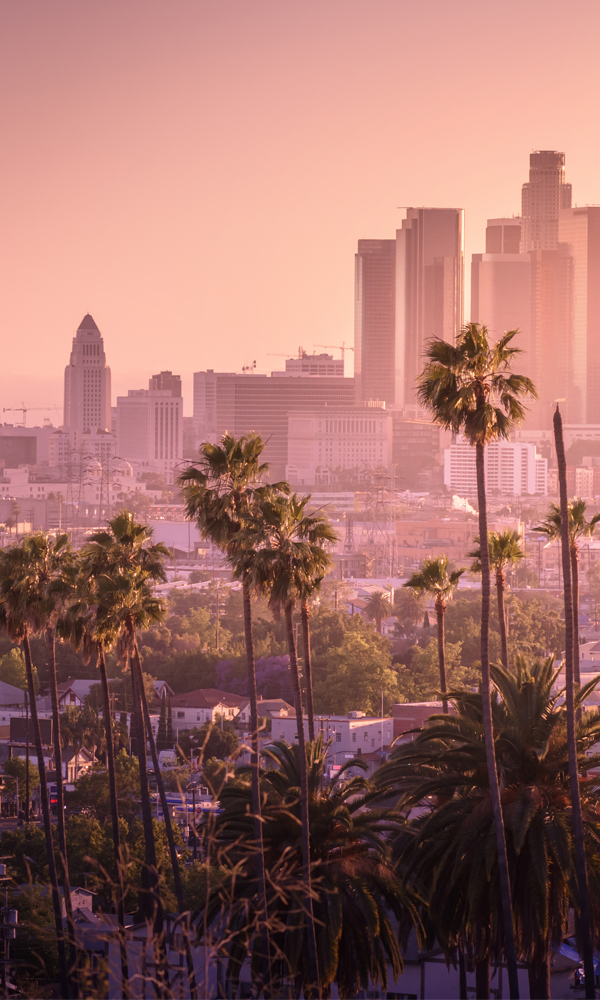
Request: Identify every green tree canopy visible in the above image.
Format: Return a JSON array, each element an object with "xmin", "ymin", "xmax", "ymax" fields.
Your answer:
[{"xmin": 0, "ymin": 647, "xmax": 39, "ymax": 693}]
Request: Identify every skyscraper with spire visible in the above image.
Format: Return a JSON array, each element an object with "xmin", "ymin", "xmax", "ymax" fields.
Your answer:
[{"xmin": 63, "ymin": 314, "xmax": 112, "ymax": 447}]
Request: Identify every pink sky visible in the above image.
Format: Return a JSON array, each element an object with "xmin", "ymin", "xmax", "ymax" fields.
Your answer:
[{"xmin": 1, "ymin": 0, "xmax": 599, "ymax": 416}]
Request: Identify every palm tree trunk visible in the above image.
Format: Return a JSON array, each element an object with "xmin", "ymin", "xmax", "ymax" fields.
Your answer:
[
  {"xmin": 572, "ymin": 547, "xmax": 581, "ymax": 688},
  {"xmin": 436, "ymin": 600, "xmax": 448, "ymax": 714},
  {"xmin": 528, "ymin": 956, "xmax": 551, "ymax": 999},
  {"xmin": 475, "ymin": 440, "xmax": 519, "ymax": 1000},
  {"xmin": 98, "ymin": 645, "xmax": 129, "ymax": 998},
  {"xmin": 22, "ymin": 634, "xmax": 70, "ymax": 1000},
  {"xmin": 243, "ymin": 579, "xmax": 273, "ymax": 997},
  {"xmin": 46, "ymin": 626, "xmax": 77, "ymax": 992},
  {"xmin": 129, "ymin": 649, "xmax": 168, "ymax": 998},
  {"xmin": 301, "ymin": 598, "xmax": 315, "ymax": 741},
  {"xmin": 496, "ymin": 570, "xmax": 508, "ymax": 670},
  {"xmin": 131, "ymin": 637, "xmax": 197, "ymax": 1000},
  {"xmin": 475, "ymin": 956, "xmax": 490, "ymax": 999},
  {"xmin": 284, "ymin": 602, "xmax": 320, "ymax": 998},
  {"xmin": 554, "ymin": 406, "xmax": 595, "ymax": 999}
]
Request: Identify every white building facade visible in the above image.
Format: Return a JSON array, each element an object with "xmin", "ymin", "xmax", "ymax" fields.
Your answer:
[
  {"xmin": 444, "ymin": 436, "xmax": 547, "ymax": 497},
  {"xmin": 276, "ymin": 712, "xmax": 393, "ymax": 758},
  {"xmin": 116, "ymin": 389, "xmax": 183, "ymax": 483},
  {"xmin": 286, "ymin": 405, "xmax": 393, "ymax": 487}
]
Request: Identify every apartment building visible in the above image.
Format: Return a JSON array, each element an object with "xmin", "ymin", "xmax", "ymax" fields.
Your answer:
[{"xmin": 444, "ymin": 437, "xmax": 547, "ymax": 496}]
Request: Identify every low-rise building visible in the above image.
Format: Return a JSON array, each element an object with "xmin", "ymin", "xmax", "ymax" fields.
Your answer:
[
  {"xmin": 286, "ymin": 404, "xmax": 392, "ymax": 487},
  {"xmin": 275, "ymin": 711, "xmax": 393, "ymax": 760},
  {"xmin": 168, "ymin": 688, "xmax": 245, "ymax": 736}
]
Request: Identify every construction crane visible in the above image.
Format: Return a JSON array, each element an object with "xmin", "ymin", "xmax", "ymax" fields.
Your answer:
[
  {"xmin": 314, "ymin": 341, "xmax": 355, "ymax": 362},
  {"xmin": 3, "ymin": 404, "xmax": 60, "ymax": 428},
  {"xmin": 267, "ymin": 346, "xmax": 308, "ymax": 359}
]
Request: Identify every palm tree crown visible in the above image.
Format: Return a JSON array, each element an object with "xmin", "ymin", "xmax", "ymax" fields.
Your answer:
[
  {"xmin": 363, "ymin": 590, "xmax": 393, "ymax": 633},
  {"xmin": 417, "ymin": 323, "xmax": 537, "ymax": 444},
  {"xmin": 469, "ymin": 529, "xmax": 524, "ymax": 579},
  {"xmin": 405, "ymin": 556, "xmax": 464, "ymax": 611}
]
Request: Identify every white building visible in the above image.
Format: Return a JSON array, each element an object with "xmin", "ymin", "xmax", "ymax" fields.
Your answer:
[
  {"xmin": 63, "ymin": 314, "xmax": 112, "ymax": 449},
  {"xmin": 444, "ymin": 436, "xmax": 547, "ymax": 496},
  {"xmin": 116, "ymin": 389, "xmax": 183, "ymax": 483},
  {"xmin": 168, "ymin": 689, "xmax": 245, "ymax": 736},
  {"xmin": 49, "ymin": 428, "xmax": 116, "ymax": 473},
  {"xmin": 286, "ymin": 405, "xmax": 393, "ymax": 487},
  {"xmin": 276, "ymin": 712, "xmax": 393, "ymax": 759},
  {"xmin": 274, "ymin": 353, "xmax": 344, "ymax": 378}
]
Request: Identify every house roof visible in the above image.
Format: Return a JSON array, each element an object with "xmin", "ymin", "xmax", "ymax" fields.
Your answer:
[
  {"xmin": 0, "ymin": 680, "xmax": 26, "ymax": 706},
  {"xmin": 169, "ymin": 688, "xmax": 245, "ymax": 710}
]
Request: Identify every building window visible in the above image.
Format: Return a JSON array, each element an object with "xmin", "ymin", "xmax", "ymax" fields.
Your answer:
[
  {"xmin": 177, "ymin": 711, "xmax": 185, "ymax": 719},
  {"xmin": 336, "ymin": 732, "xmax": 342, "ymax": 742},
  {"xmin": 364, "ymin": 732, "xmax": 368, "ymax": 741},
  {"xmin": 352, "ymin": 732, "xmax": 356, "ymax": 742}
]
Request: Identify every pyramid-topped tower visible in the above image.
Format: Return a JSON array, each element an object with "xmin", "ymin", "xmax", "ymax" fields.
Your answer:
[{"xmin": 63, "ymin": 314, "xmax": 111, "ymax": 446}]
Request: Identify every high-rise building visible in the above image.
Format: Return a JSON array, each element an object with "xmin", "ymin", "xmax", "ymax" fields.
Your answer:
[
  {"xmin": 444, "ymin": 436, "xmax": 547, "ymax": 496},
  {"xmin": 116, "ymin": 389, "xmax": 183, "ymax": 483},
  {"xmin": 149, "ymin": 371, "xmax": 182, "ymax": 396},
  {"xmin": 471, "ymin": 216, "xmax": 531, "ymax": 364},
  {"xmin": 193, "ymin": 370, "xmax": 355, "ymax": 480},
  {"xmin": 559, "ymin": 206, "xmax": 600, "ymax": 423},
  {"xmin": 354, "ymin": 240, "xmax": 396, "ymax": 406},
  {"xmin": 486, "ymin": 217, "xmax": 522, "ymax": 254},
  {"xmin": 63, "ymin": 314, "xmax": 111, "ymax": 447},
  {"xmin": 515, "ymin": 152, "xmax": 574, "ymax": 427},
  {"xmin": 395, "ymin": 208, "xmax": 464, "ymax": 406},
  {"xmin": 282, "ymin": 353, "xmax": 344, "ymax": 377},
  {"xmin": 521, "ymin": 151, "xmax": 572, "ymax": 253}
]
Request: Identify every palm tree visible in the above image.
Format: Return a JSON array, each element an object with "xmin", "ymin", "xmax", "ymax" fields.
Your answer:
[
  {"xmin": 375, "ymin": 657, "xmax": 600, "ymax": 999},
  {"xmin": 178, "ymin": 433, "xmax": 274, "ymax": 944},
  {"xmin": 394, "ymin": 587, "xmax": 425, "ymax": 632},
  {"xmin": 417, "ymin": 322, "xmax": 536, "ymax": 999},
  {"xmin": 404, "ymin": 556, "xmax": 464, "ymax": 712},
  {"xmin": 0, "ymin": 541, "xmax": 70, "ymax": 999},
  {"xmin": 63, "ymin": 562, "xmax": 130, "ymax": 997},
  {"xmin": 363, "ymin": 589, "xmax": 393, "ymax": 634},
  {"xmin": 553, "ymin": 407, "xmax": 596, "ymax": 998},
  {"xmin": 243, "ymin": 492, "xmax": 336, "ymax": 997},
  {"xmin": 534, "ymin": 499, "xmax": 600, "ymax": 686},
  {"xmin": 84, "ymin": 513, "xmax": 174, "ymax": 996},
  {"xmin": 202, "ymin": 736, "xmax": 421, "ymax": 998},
  {"xmin": 469, "ymin": 530, "xmax": 524, "ymax": 669}
]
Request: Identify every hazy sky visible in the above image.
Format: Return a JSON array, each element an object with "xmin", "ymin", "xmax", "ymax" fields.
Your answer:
[{"xmin": 1, "ymin": 0, "xmax": 600, "ymax": 416}]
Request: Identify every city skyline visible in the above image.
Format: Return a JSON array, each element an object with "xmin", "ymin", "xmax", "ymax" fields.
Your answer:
[{"xmin": 2, "ymin": 1, "xmax": 600, "ymax": 415}]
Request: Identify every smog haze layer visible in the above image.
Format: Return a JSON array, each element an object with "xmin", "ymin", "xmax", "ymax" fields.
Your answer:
[{"xmin": 0, "ymin": 0, "xmax": 598, "ymax": 414}]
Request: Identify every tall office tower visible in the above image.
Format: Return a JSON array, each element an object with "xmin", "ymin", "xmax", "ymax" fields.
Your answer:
[
  {"xmin": 472, "ymin": 216, "xmax": 530, "ymax": 363},
  {"xmin": 149, "ymin": 370, "xmax": 182, "ymax": 396},
  {"xmin": 520, "ymin": 151, "xmax": 572, "ymax": 252},
  {"xmin": 486, "ymin": 218, "xmax": 522, "ymax": 253},
  {"xmin": 395, "ymin": 208, "xmax": 464, "ymax": 406},
  {"xmin": 354, "ymin": 239, "xmax": 396, "ymax": 406},
  {"xmin": 517, "ymin": 151, "xmax": 574, "ymax": 426},
  {"xmin": 116, "ymin": 388, "xmax": 183, "ymax": 483},
  {"xmin": 63, "ymin": 314, "xmax": 111, "ymax": 448},
  {"xmin": 559, "ymin": 207, "xmax": 600, "ymax": 423}
]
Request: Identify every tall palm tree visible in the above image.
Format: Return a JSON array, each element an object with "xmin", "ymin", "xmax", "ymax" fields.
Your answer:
[
  {"xmin": 417, "ymin": 322, "xmax": 536, "ymax": 999},
  {"xmin": 243, "ymin": 492, "xmax": 336, "ymax": 997},
  {"xmin": 18, "ymin": 532, "xmax": 80, "ymax": 989},
  {"xmin": 63, "ymin": 564, "xmax": 130, "ymax": 998},
  {"xmin": 0, "ymin": 542, "xmax": 71, "ymax": 999},
  {"xmin": 394, "ymin": 587, "xmax": 426, "ymax": 632},
  {"xmin": 553, "ymin": 407, "xmax": 596, "ymax": 998},
  {"xmin": 178, "ymin": 433, "xmax": 276, "ymax": 978},
  {"xmin": 404, "ymin": 556, "xmax": 464, "ymax": 713},
  {"xmin": 534, "ymin": 499, "xmax": 600, "ymax": 686},
  {"xmin": 469, "ymin": 530, "xmax": 524, "ymax": 669},
  {"xmin": 84, "ymin": 513, "xmax": 173, "ymax": 996},
  {"xmin": 375, "ymin": 656, "xmax": 600, "ymax": 1000},
  {"xmin": 363, "ymin": 589, "xmax": 393, "ymax": 635}
]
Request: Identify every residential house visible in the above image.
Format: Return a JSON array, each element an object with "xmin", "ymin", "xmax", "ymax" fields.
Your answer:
[{"xmin": 168, "ymin": 688, "xmax": 245, "ymax": 737}]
